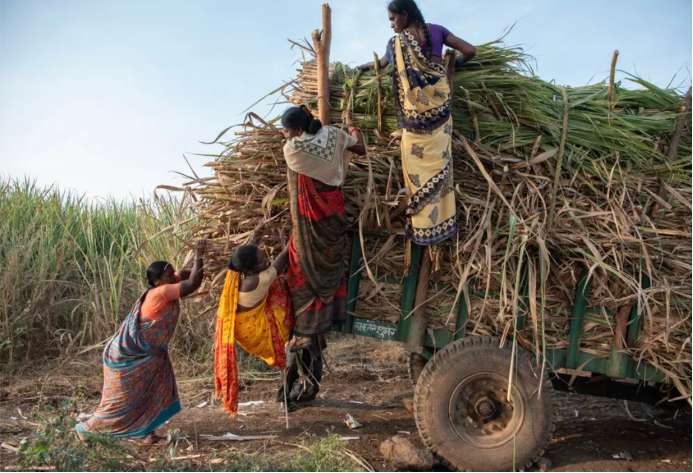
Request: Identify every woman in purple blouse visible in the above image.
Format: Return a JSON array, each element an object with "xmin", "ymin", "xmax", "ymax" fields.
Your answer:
[
  {"xmin": 357, "ymin": 0, "xmax": 476, "ymax": 72},
  {"xmin": 357, "ymin": 0, "xmax": 477, "ymax": 246}
]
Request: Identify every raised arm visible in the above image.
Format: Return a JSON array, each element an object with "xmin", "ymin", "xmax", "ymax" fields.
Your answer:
[
  {"xmin": 344, "ymin": 111, "xmax": 366, "ymax": 156},
  {"xmin": 179, "ymin": 240, "xmax": 205, "ymax": 298},
  {"xmin": 445, "ymin": 34, "xmax": 477, "ymax": 64},
  {"xmin": 271, "ymin": 246, "xmax": 290, "ymax": 274}
]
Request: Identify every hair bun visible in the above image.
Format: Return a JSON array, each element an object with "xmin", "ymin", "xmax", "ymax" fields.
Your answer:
[{"xmin": 308, "ymin": 118, "xmax": 323, "ymax": 134}]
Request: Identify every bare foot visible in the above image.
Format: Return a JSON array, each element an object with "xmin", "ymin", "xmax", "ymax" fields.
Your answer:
[
  {"xmin": 288, "ymin": 335, "xmax": 312, "ymax": 352},
  {"xmin": 74, "ymin": 428, "xmax": 87, "ymax": 442},
  {"xmin": 139, "ymin": 431, "xmax": 165, "ymax": 445}
]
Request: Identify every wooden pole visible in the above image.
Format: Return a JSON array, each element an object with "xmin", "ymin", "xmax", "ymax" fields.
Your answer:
[
  {"xmin": 612, "ymin": 305, "xmax": 631, "ymax": 349},
  {"xmin": 666, "ymin": 87, "xmax": 692, "ymax": 161},
  {"xmin": 405, "ymin": 248, "xmax": 432, "ymax": 353},
  {"xmin": 312, "ymin": 4, "xmax": 332, "ymax": 126},
  {"xmin": 444, "ymin": 49, "xmax": 456, "ymax": 99},
  {"xmin": 282, "ymin": 368, "xmax": 290, "ymax": 429},
  {"xmin": 649, "ymin": 87, "xmax": 691, "ymax": 219}
]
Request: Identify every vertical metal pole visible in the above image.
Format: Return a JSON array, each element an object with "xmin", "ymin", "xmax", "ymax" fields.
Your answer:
[
  {"xmin": 342, "ymin": 235, "xmax": 362, "ymax": 334},
  {"xmin": 565, "ymin": 269, "xmax": 592, "ymax": 370}
]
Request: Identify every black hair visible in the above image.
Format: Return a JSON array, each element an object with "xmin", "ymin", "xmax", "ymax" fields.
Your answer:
[
  {"xmin": 228, "ymin": 244, "xmax": 259, "ymax": 272},
  {"xmin": 281, "ymin": 105, "xmax": 323, "ymax": 135},
  {"xmin": 146, "ymin": 261, "xmax": 171, "ymax": 288},
  {"xmin": 388, "ymin": 0, "xmax": 431, "ymax": 59}
]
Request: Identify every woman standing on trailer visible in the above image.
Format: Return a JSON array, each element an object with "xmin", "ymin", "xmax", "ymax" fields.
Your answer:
[{"xmin": 358, "ymin": 0, "xmax": 476, "ymax": 245}]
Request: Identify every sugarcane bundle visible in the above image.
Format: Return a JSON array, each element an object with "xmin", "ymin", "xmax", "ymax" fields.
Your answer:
[{"xmin": 178, "ymin": 38, "xmax": 691, "ymax": 398}]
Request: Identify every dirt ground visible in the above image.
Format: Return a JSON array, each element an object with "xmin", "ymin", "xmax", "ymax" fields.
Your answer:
[{"xmin": 1, "ymin": 337, "xmax": 691, "ymax": 472}]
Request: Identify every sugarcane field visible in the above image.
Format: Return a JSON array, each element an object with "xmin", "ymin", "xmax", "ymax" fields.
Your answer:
[{"xmin": 1, "ymin": 1, "xmax": 691, "ymax": 472}]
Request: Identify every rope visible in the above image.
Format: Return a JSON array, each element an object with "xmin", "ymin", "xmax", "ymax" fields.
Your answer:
[{"xmin": 548, "ymin": 86, "xmax": 569, "ymax": 228}]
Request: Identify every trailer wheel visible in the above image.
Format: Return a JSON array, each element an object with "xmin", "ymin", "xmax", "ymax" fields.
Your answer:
[
  {"xmin": 414, "ymin": 336, "xmax": 555, "ymax": 472},
  {"xmin": 407, "ymin": 353, "xmax": 427, "ymax": 385}
]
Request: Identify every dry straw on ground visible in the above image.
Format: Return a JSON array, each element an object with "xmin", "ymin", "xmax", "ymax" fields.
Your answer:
[{"xmin": 168, "ymin": 38, "xmax": 691, "ymax": 400}]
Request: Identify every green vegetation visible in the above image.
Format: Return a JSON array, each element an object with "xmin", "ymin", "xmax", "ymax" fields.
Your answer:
[
  {"xmin": 19, "ymin": 399, "xmax": 366, "ymax": 472},
  {"xmin": 0, "ymin": 178, "xmax": 207, "ymax": 368}
]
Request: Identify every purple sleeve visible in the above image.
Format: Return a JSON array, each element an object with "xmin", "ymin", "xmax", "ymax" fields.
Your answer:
[
  {"xmin": 439, "ymin": 25, "xmax": 452, "ymax": 40},
  {"xmin": 431, "ymin": 24, "xmax": 452, "ymax": 43},
  {"xmin": 427, "ymin": 24, "xmax": 452, "ymax": 58}
]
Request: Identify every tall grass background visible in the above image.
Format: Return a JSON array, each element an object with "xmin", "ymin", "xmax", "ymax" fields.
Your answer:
[{"xmin": 0, "ymin": 177, "xmax": 212, "ymax": 370}]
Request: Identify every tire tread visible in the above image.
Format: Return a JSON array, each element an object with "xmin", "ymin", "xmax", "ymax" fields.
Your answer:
[{"xmin": 413, "ymin": 336, "xmax": 556, "ymax": 472}]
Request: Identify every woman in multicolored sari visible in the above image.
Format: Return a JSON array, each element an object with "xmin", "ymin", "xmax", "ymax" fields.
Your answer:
[
  {"xmin": 76, "ymin": 243, "xmax": 205, "ymax": 442},
  {"xmin": 214, "ymin": 242, "xmax": 293, "ymax": 416},
  {"xmin": 358, "ymin": 0, "xmax": 476, "ymax": 245},
  {"xmin": 280, "ymin": 105, "xmax": 365, "ymax": 406}
]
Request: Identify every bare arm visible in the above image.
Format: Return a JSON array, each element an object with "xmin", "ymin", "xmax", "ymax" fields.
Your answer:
[
  {"xmin": 271, "ymin": 246, "xmax": 290, "ymax": 274},
  {"xmin": 180, "ymin": 240, "xmax": 205, "ymax": 298},
  {"xmin": 356, "ymin": 55, "xmax": 390, "ymax": 71},
  {"xmin": 445, "ymin": 34, "xmax": 477, "ymax": 64},
  {"xmin": 344, "ymin": 110, "xmax": 367, "ymax": 156}
]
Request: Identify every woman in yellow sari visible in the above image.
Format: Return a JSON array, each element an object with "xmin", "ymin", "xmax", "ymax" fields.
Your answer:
[
  {"xmin": 214, "ymin": 242, "xmax": 293, "ymax": 417},
  {"xmin": 358, "ymin": 0, "xmax": 476, "ymax": 245}
]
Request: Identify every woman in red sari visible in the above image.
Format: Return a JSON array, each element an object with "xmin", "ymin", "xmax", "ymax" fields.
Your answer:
[{"xmin": 279, "ymin": 106, "xmax": 365, "ymax": 409}]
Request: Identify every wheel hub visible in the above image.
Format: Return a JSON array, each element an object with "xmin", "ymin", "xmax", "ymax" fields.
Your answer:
[
  {"xmin": 448, "ymin": 372, "xmax": 526, "ymax": 448},
  {"xmin": 474, "ymin": 397, "xmax": 496, "ymax": 419}
]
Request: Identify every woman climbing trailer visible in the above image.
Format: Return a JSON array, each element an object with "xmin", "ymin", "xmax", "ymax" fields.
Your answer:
[
  {"xmin": 76, "ymin": 242, "xmax": 206, "ymax": 442},
  {"xmin": 280, "ymin": 105, "xmax": 366, "ymax": 408},
  {"xmin": 358, "ymin": 0, "xmax": 476, "ymax": 245}
]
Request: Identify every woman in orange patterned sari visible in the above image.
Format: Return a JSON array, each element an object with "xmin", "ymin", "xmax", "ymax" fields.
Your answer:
[
  {"xmin": 77, "ymin": 243, "xmax": 205, "ymax": 442},
  {"xmin": 214, "ymin": 243, "xmax": 293, "ymax": 417}
]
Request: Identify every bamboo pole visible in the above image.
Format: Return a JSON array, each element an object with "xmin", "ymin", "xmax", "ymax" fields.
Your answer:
[{"xmin": 312, "ymin": 4, "xmax": 332, "ymax": 126}]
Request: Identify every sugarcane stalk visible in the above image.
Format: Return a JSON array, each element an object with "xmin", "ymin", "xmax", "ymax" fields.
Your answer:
[
  {"xmin": 373, "ymin": 52, "xmax": 383, "ymax": 133},
  {"xmin": 547, "ymin": 86, "xmax": 569, "ymax": 228},
  {"xmin": 608, "ymin": 50, "xmax": 619, "ymax": 125}
]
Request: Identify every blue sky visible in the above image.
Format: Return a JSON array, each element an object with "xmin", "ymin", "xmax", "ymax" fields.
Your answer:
[{"xmin": 1, "ymin": 0, "xmax": 691, "ymax": 200}]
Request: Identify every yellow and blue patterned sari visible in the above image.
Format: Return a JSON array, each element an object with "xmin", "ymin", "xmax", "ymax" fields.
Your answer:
[{"xmin": 387, "ymin": 29, "xmax": 456, "ymax": 245}]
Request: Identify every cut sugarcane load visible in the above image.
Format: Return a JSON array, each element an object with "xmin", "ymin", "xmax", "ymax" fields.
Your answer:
[{"xmin": 172, "ymin": 36, "xmax": 692, "ymax": 400}]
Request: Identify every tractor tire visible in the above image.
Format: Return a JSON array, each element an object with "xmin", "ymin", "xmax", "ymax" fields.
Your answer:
[
  {"xmin": 413, "ymin": 336, "xmax": 555, "ymax": 472},
  {"xmin": 407, "ymin": 353, "xmax": 427, "ymax": 386}
]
